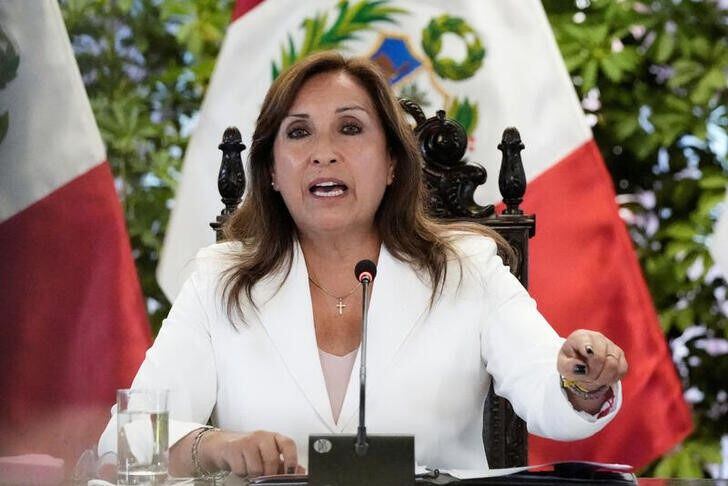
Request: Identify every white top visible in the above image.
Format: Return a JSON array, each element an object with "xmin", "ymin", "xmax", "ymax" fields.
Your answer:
[
  {"xmin": 98, "ymin": 234, "xmax": 621, "ymax": 469},
  {"xmin": 318, "ymin": 348, "xmax": 358, "ymax": 424}
]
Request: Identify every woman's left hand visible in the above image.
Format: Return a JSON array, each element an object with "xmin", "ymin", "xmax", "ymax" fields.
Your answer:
[{"xmin": 557, "ymin": 329, "xmax": 628, "ymax": 412}]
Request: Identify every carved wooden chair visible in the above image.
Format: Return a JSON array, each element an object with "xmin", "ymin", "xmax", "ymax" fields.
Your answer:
[{"xmin": 210, "ymin": 101, "xmax": 535, "ymax": 468}]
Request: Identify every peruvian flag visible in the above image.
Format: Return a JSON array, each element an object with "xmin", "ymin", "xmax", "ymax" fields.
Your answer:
[
  {"xmin": 0, "ymin": 0, "xmax": 151, "ymax": 467},
  {"xmin": 157, "ymin": 0, "xmax": 692, "ymax": 468}
]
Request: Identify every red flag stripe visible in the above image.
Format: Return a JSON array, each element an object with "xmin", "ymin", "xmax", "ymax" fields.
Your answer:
[
  {"xmin": 524, "ymin": 140, "xmax": 692, "ymax": 467},
  {"xmin": 0, "ymin": 162, "xmax": 151, "ymax": 463},
  {"xmin": 232, "ymin": 0, "xmax": 265, "ymax": 20}
]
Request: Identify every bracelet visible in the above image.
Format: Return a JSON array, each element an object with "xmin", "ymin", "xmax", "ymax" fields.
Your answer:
[
  {"xmin": 560, "ymin": 376, "xmax": 609, "ymax": 400},
  {"xmin": 191, "ymin": 426, "xmax": 227, "ymax": 480}
]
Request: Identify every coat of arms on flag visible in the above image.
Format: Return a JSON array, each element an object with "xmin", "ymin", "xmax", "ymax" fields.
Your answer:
[{"xmin": 270, "ymin": 1, "xmax": 483, "ymax": 141}]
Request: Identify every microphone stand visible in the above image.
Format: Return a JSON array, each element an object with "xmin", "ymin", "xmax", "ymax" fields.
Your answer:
[
  {"xmin": 307, "ymin": 260, "xmax": 413, "ymax": 486},
  {"xmin": 355, "ymin": 276, "xmax": 370, "ymax": 456}
]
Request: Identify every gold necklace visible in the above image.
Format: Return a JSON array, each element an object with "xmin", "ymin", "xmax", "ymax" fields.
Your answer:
[{"xmin": 308, "ymin": 276, "xmax": 359, "ymax": 316}]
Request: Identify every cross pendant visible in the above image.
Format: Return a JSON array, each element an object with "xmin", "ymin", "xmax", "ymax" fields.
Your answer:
[{"xmin": 336, "ymin": 298, "xmax": 346, "ymax": 315}]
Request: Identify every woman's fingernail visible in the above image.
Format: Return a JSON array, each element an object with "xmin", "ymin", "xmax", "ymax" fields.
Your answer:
[
  {"xmin": 287, "ymin": 467, "xmax": 295, "ymax": 475},
  {"xmin": 574, "ymin": 363, "xmax": 587, "ymax": 375},
  {"xmin": 585, "ymin": 345, "xmax": 594, "ymax": 355}
]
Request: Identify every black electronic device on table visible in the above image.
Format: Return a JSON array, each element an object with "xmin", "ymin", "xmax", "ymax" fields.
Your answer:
[
  {"xmin": 307, "ymin": 260, "xmax": 415, "ymax": 486},
  {"xmin": 307, "ymin": 434, "xmax": 415, "ymax": 486}
]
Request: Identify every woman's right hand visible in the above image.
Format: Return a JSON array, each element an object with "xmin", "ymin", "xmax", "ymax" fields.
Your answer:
[{"xmin": 200, "ymin": 429, "xmax": 302, "ymax": 478}]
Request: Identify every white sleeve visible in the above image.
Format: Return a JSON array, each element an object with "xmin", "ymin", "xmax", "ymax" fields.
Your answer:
[
  {"xmin": 97, "ymin": 270, "xmax": 217, "ymax": 456},
  {"xmin": 476, "ymin": 239, "xmax": 621, "ymax": 440}
]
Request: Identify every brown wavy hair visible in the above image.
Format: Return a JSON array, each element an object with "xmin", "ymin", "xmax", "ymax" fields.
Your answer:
[{"xmin": 222, "ymin": 51, "xmax": 512, "ymax": 321}]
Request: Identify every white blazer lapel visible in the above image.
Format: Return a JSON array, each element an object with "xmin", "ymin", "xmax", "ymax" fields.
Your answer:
[
  {"xmin": 253, "ymin": 242, "xmax": 337, "ymax": 432},
  {"xmin": 337, "ymin": 245, "xmax": 431, "ymax": 431}
]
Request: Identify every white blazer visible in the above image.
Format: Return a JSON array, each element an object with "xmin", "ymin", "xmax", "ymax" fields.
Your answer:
[{"xmin": 99, "ymin": 235, "xmax": 620, "ymax": 469}]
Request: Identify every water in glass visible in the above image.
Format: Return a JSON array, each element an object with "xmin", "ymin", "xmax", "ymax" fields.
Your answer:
[{"xmin": 117, "ymin": 389, "xmax": 169, "ymax": 485}]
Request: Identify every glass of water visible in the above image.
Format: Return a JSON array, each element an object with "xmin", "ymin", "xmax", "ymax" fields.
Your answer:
[{"xmin": 117, "ymin": 389, "xmax": 169, "ymax": 485}]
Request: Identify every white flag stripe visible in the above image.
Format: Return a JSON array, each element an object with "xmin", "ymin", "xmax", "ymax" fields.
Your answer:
[
  {"xmin": 158, "ymin": 0, "xmax": 592, "ymax": 299},
  {"xmin": 0, "ymin": 0, "xmax": 105, "ymax": 223}
]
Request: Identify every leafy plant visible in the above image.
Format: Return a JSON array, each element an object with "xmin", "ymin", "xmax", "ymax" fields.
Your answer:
[
  {"xmin": 61, "ymin": 0, "xmax": 234, "ymax": 332},
  {"xmin": 653, "ymin": 439, "xmax": 721, "ymax": 478}
]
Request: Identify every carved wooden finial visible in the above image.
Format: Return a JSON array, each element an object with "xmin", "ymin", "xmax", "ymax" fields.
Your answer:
[
  {"xmin": 210, "ymin": 126, "xmax": 246, "ymax": 241},
  {"xmin": 400, "ymin": 98, "xmax": 494, "ymax": 219},
  {"xmin": 497, "ymin": 127, "xmax": 526, "ymax": 215},
  {"xmin": 419, "ymin": 109, "xmax": 468, "ymax": 168},
  {"xmin": 398, "ymin": 98, "xmax": 428, "ymax": 128}
]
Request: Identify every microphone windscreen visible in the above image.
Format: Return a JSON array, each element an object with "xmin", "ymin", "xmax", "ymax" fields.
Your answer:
[{"xmin": 354, "ymin": 259, "xmax": 377, "ymax": 283}]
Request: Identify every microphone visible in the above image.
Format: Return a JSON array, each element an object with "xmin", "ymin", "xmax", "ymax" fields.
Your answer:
[
  {"xmin": 355, "ymin": 259, "xmax": 376, "ymax": 284},
  {"xmin": 353, "ymin": 259, "xmax": 376, "ymax": 456}
]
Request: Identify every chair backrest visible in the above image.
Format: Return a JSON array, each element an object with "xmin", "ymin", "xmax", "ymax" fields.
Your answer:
[
  {"xmin": 399, "ymin": 101, "xmax": 535, "ymax": 468},
  {"xmin": 210, "ymin": 102, "xmax": 535, "ymax": 468}
]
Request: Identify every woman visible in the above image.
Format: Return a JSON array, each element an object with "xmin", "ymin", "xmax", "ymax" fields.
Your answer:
[{"xmin": 99, "ymin": 52, "xmax": 627, "ymax": 478}]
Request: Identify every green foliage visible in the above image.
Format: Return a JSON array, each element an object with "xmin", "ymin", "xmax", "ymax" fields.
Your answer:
[
  {"xmin": 61, "ymin": 0, "xmax": 234, "ymax": 332},
  {"xmin": 653, "ymin": 440, "xmax": 721, "ymax": 478},
  {"xmin": 544, "ymin": 0, "xmax": 727, "ymax": 478},
  {"xmin": 271, "ymin": 0, "xmax": 406, "ymax": 78},
  {"xmin": 61, "ymin": 0, "xmax": 727, "ymax": 477},
  {"xmin": 398, "ymin": 82, "xmax": 432, "ymax": 109},
  {"xmin": 0, "ymin": 25, "xmax": 20, "ymax": 145},
  {"xmin": 421, "ymin": 15, "xmax": 485, "ymax": 81},
  {"xmin": 0, "ymin": 26, "xmax": 19, "ymax": 90},
  {"xmin": 0, "ymin": 112, "xmax": 8, "ymax": 143},
  {"xmin": 447, "ymin": 97, "xmax": 478, "ymax": 136}
]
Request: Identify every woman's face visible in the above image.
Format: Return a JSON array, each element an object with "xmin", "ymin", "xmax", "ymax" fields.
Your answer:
[{"xmin": 271, "ymin": 71, "xmax": 395, "ymax": 239}]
